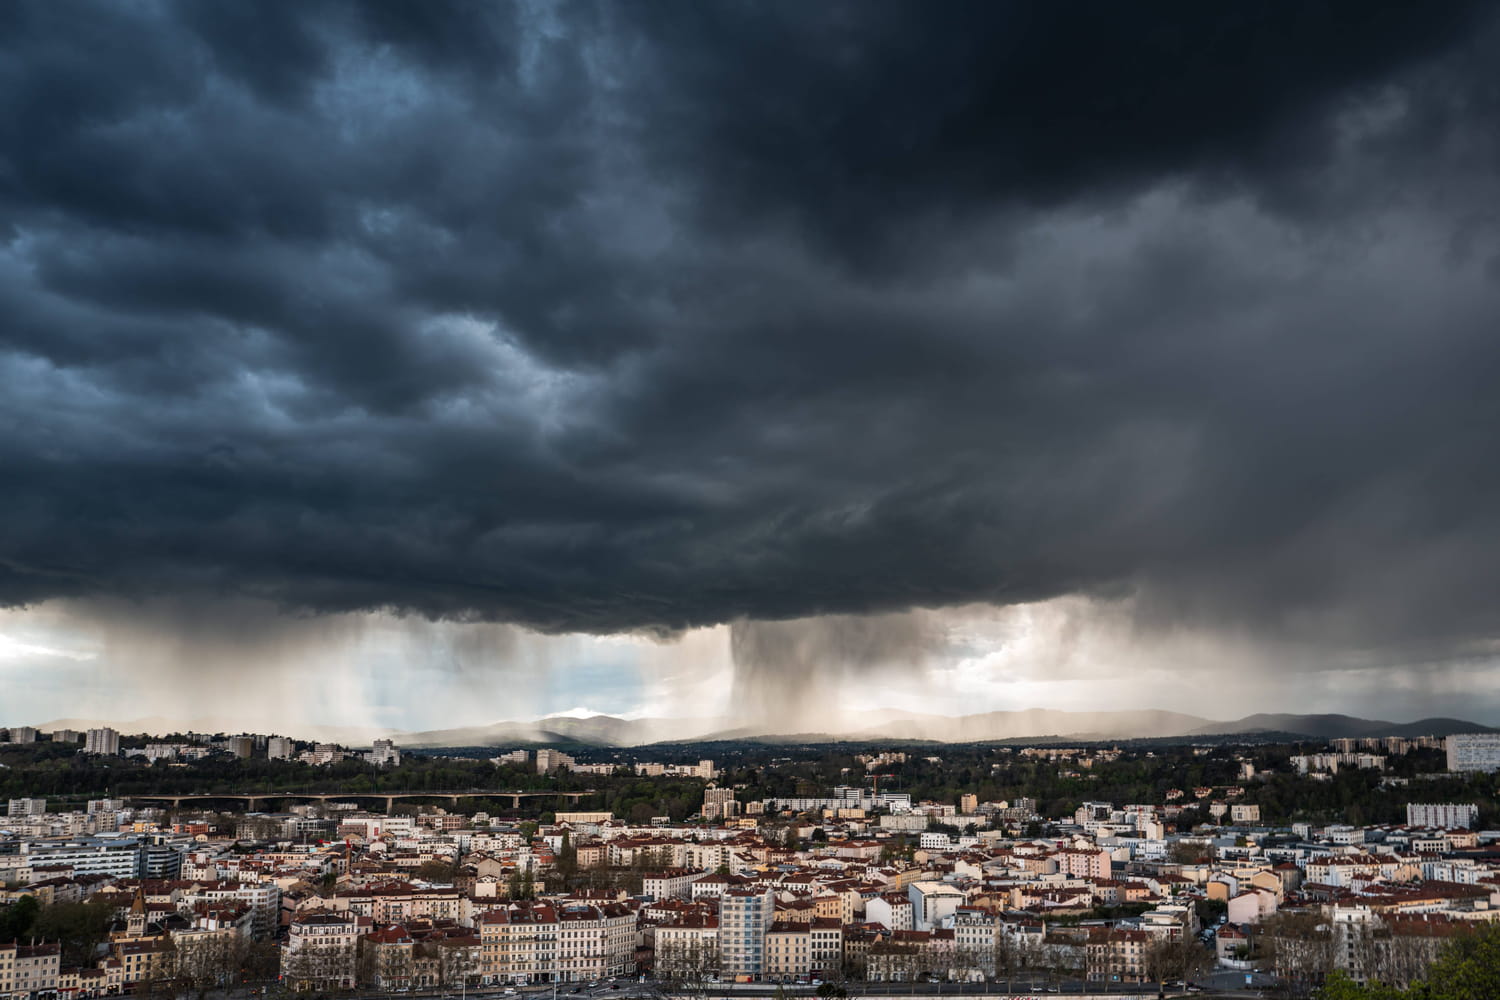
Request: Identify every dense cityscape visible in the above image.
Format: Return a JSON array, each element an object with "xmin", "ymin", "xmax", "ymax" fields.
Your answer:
[
  {"xmin": 3, "ymin": 725, "xmax": 1499, "ymax": 999},
  {"xmin": 9, "ymin": 2, "xmax": 1500, "ymax": 1000}
]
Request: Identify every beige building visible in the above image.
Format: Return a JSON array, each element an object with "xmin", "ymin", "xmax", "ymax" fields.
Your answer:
[
  {"xmin": 0, "ymin": 941, "xmax": 60, "ymax": 996},
  {"xmin": 1230, "ymin": 804, "xmax": 1261, "ymax": 824},
  {"xmin": 703, "ymin": 786, "xmax": 738, "ymax": 821},
  {"xmin": 555, "ymin": 812, "xmax": 613, "ymax": 825},
  {"xmin": 766, "ymin": 922, "xmax": 811, "ymax": 980},
  {"xmin": 654, "ymin": 916, "xmax": 720, "ymax": 983},
  {"xmin": 478, "ymin": 902, "xmax": 560, "ymax": 984},
  {"xmin": 283, "ymin": 912, "xmax": 367, "ymax": 990},
  {"xmin": 556, "ymin": 902, "xmax": 635, "ymax": 982}
]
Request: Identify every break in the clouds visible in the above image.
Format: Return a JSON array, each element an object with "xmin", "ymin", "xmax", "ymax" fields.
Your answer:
[{"xmin": 5, "ymin": 1, "xmax": 1500, "ymax": 722}]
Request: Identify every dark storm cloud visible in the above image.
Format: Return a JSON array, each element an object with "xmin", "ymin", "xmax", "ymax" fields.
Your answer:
[{"xmin": 4, "ymin": 0, "xmax": 1500, "ymax": 668}]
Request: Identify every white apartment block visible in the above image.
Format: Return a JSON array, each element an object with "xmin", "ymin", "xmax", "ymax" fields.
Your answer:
[
  {"xmin": 493, "ymin": 749, "xmax": 531, "ymax": 766},
  {"xmin": 1406, "ymin": 802, "xmax": 1479, "ymax": 829},
  {"xmin": 19, "ymin": 836, "xmax": 142, "ymax": 877},
  {"xmin": 1446, "ymin": 733, "xmax": 1500, "ymax": 772},
  {"xmin": 866, "ymin": 893, "xmax": 914, "ymax": 933},
  {"xmin": 644, "ymin": 869, "xmax": 704, "ymax": 900},
  {"xmin": 267, "ymin": 736, "xmax": 294, "ymax": 760},
  {"xmin": 536, "ymin": 749, "xmax": 575, "ymax": 774},
  {"xmin": 8, "ymin": 797, "xmax": 46, "ymax": 817},
  {"xmin": 703, "ymin": 786, "xmax": 736, "ymax": 821},
  {"xmin": 366, "ymin": 739, "xmax": 401, "ymax": 766},
  {"xmin": 300, "ymin": 743, "xmax": 348, "ymax": 765},
  {"xmin": 6, "ymin": 726, "xmax": 38, "ymax": 744},
  {"xmin": 719, "ymin": 889, "xmax": 775, "ymax": 980},
  {"xmin": 84, "ymin": 727, "xmax": 120, "ymax": 755},
  {"xmin": 908, "ymin": 881, "xmax": 966, "ymax": 931}
]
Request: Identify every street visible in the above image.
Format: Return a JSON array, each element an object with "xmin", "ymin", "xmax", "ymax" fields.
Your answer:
[{"xmin": 265, "ymin": 974, "xmax": 1275, "ymax": 1000}]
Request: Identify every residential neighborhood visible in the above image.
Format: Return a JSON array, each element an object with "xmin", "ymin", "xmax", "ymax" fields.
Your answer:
[{"xmin": 3, "ymin": 727, "xmax": 1499, "ymax": 997}]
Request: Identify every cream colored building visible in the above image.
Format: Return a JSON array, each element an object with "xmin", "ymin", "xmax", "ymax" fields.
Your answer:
[
  {"xmin": 0, "ymin": 941, "xmax": 60, "ymax": 996},
  {"xmin": 766, "ymin": 922, "xmax": 811, "ymax": 980},
  {"xmin": 478, "ymin": 902, "xmax": 559, "ymax": 984},
  {"xmin": 556, "ymin": 902, "xmax": 635, "ymax": 982}
]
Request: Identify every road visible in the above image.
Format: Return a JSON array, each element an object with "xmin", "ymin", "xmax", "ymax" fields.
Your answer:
[{"xmin": 242, "ymin": 974, "xmax": 1274, "ymax": 1000}]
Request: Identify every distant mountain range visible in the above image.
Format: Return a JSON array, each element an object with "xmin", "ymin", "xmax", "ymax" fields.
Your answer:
[
  {"xmin": 33, "ymin": 716, "xmax": 398, "ymax": 745},
  {"xmin": 34, "ymin": 709, "xmax": 1494, "ymax": 749},
  {"xmin": 393, "ymin": 708, "xmax": 1497, "ymax": 748}
]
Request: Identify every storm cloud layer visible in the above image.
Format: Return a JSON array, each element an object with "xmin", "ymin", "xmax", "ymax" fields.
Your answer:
[{"xmin": 5, "ymin": 0, "xmax": 1500, "ymax": 680}]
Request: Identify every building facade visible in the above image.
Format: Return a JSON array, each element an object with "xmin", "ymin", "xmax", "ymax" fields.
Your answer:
[
  {"xmin": 1446, "ymin": 733, "xmax": 1500, "ymax": 772},
  {"xmin": 719, "ymin": 889, "xmax": 775, "ymax": 980},
  {"xmin": 1406, "ymin": 803, "xmax": 1479, "ymax": 829}
]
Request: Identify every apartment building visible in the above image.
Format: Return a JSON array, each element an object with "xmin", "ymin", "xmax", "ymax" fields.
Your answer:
[
  {"xmin": 478, "ymin": 903, "xmax": 560, "ymax": 984},
  {"xmin": 866, "ymin": 893, "xmax": 914, "ymax": 933},
  {"xmin": 1230, "ymin": 804, "xmax": 1261, "ymax": 824},
  {"xmin": 765, "ymin": 922, "xmax": 811, "ymax": 980},
  {"xmin": 703, "ymin": 786, "xmax": 737, "ymax": 821},
  {"xmin": 719, "ymin": 889, "xmax": 775, "ymax": 980},
  {"xmin": 18, "ymin": 837, "xmax": 144, "ymax": 878},
  {"xmin": 0, "ymin": 942, "xmax": 61, "ymax": 996},
  {"xmin": 644, "ymin": 868, "xmax": 703, "ymax": 901},
  {"xmin": 809, "ymin": 917, "xmax": 843, "ymax": 975},
  {"xmin": 654, "ymin": 916, "xmax": 719, "ymax": 983},
  {"xmin": 535, "ymin": 750, "xmax": 575, "ymax": 774},
  {"xmin": 907, "ymin": 881, "xmax": 966, "ymax": 932},
  {"xmin": 1406, "ymin": 803, "xmax": 1479, "ymax": 829},
  {"xmin": 555, "ymin": 903, "xmax": 634, "ymax": 982},
  {"xmin": 283, "ymin": 912, "xmax": 367, "ymax": 990},
  {"xmin": 1446, "ymin": 733, "xmax": 1500, "ymax": 772},
  {"xmin": 1085, "ymin": 928, "xmax": 1150, "ymax": 984}
]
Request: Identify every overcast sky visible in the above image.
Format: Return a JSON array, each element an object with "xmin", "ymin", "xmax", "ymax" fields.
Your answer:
[{"xmin": 5, "ymin": 1, "xmax": 1500, "ymax": 734}]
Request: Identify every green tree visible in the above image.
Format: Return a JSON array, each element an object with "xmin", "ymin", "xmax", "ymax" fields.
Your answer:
[
  {"xmin": 416, "ymin": 859, "xmax": 459, "ymax": 882},
  {"xmin": 1422, "ymin": 921, "xmax": 1500, "ymax": 1000},
  {"xmin": 1313, "ymin": 970, "xmax": 1405, "ymax": 1000},
  {"xmin": 32, "ymin": 897, "xmax": 116, "ymax": 968},
  {"xmin": 0, "ymin": 894, "xmax": 40, "ymax": 941},
  {"xmin": 557, "ymin": 830, "xmax": 578, "ymax": 879}
]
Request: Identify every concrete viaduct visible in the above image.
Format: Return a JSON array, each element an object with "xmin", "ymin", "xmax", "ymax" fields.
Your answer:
[{"xmin": 123, "ymin": 790, "xmax": 597, "ymax": 812}]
